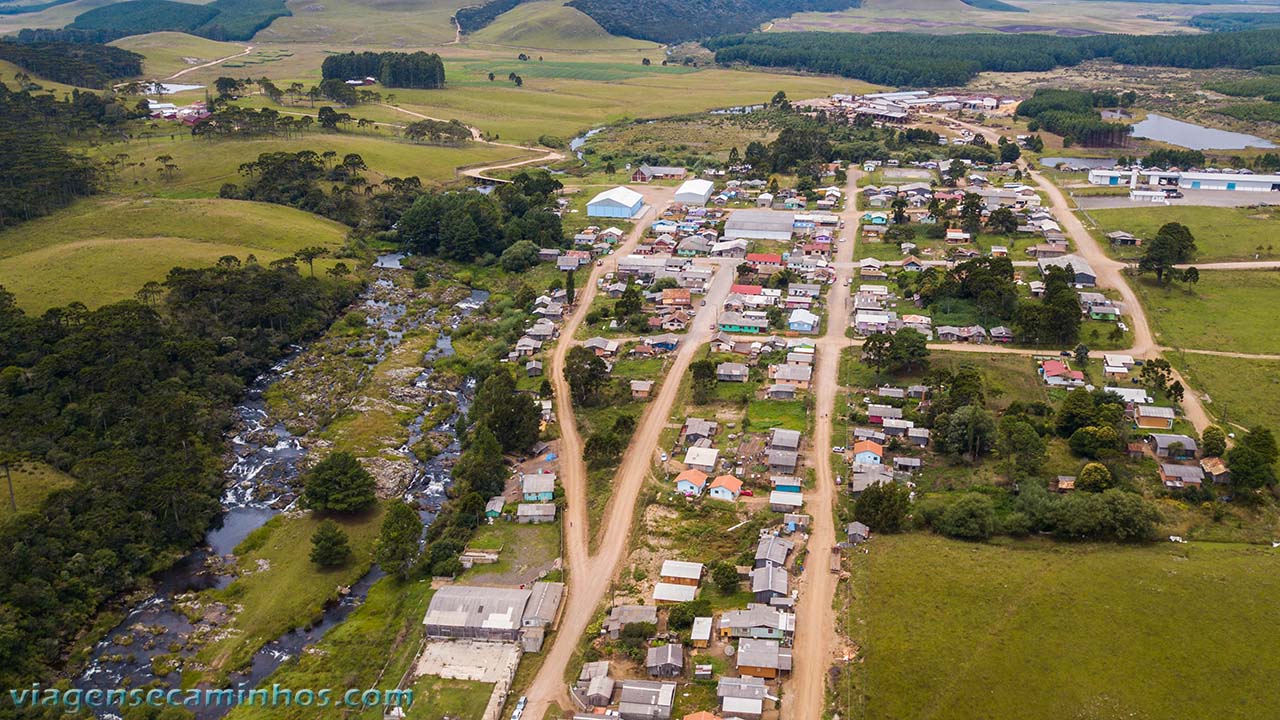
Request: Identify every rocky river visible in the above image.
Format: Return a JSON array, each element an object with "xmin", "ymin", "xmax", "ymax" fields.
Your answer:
[{"xmin": 75, "ymin": 262, "xmax": 488, "ymax": 719}]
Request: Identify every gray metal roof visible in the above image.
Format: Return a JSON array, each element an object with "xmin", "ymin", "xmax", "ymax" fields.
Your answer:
[{"xmin": 423, "ymin": 585, "xmax": 531, "ymax": 631}]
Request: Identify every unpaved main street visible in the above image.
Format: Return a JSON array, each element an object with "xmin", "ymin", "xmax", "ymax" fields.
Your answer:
[{"xmin": 524, "ymin": 187, "xmax": 742, "ymax": 718}]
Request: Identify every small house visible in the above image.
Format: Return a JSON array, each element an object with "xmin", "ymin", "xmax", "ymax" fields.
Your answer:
[
  {"xmin": 604, "ymin": 605, "xmax": 658, "ymax": 639},
  {"xmin": 709, "ymin": 475, "xmax": 743, "ymax": 502},
  {"xmin": 736, "ymin": 638, "xmax": 793, "ymax": 679},
  {"xmin": 632, "ymin": 379, "xmax": 655, "ymax": 400},
  {"xmin": 1135, "ymin": 405, "xmax": 1175, "ymax": 430},
  {"xmin": 617, "ymin": 680, "xmax": 675, "ymax": 720},
  {"xmin": 516, "ymin": 503, "xmax": 556, "ymax": 524},
  {"xmin": 691, "ymin": 617, "xmax": 713, "ymax": 648},
  {"xmin": 646, "ymin": 644, "xmax": 684, "ymax": 677},
  {"xmin": 853, "ymin": 440, "xmax": 883, "ymax": 465},
  {"xmin": 1148, "ymin": 433, "xmax": 1198, "ymax": 460},
  {"xmin": 767, "ymin": 450, "xmax": 799, "ymax": 474},
  {"xmin": 716, "ymin": 362, "xmax": 750, "ymax": 383},
  {"xmin": 521, "ymin": 472, "xmax": 556, "ymax": 502},
  {"xmin": 1159, "ymin": 463, "xmax": 1205, "ymax": 490},
  {"xmin": 769, "ymin": 489, "xmax": 803, "ymax": 512},
  {"xmin": 684, "ymin": 447, "xmax": 720, "ymax": 473},
  {"xmin": 675, "ymin": 468, "xmax": 709, "ymax": 496},
  {"xmin": 750, "ymin": 565, "xmax": 789, "ymax": 604},
  {"xmin": 660, "ymin": 560, "xmax": 703, "ymax": 586}
]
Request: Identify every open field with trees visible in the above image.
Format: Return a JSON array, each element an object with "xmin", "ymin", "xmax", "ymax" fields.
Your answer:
[
  {"xmin": 1089, "ymin": 204, "xmax": 1280, "ymax": 263},
  {"xmin": 94, "ymin": 135, "xmax": 533, "ymax": 198},
  {"xmin": 0, "ymin": 462, "xmax": 75, "ymax": 522},
  {"xmin": 0, "ymin": 198, "xmax": 350, "ymax": 310},
  {"xmin": 1135, "ymin": 270, "xmax": 1280, "ymax": 354},
  {"xmin": 109, "ymin": 31, "xmax": 246, "ymax": 77},
  {"xmin": 841, "ymin": 534, "xmax": 1280, "ymax": 720}
]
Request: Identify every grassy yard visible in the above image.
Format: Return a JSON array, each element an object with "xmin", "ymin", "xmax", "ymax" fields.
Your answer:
[
  {"xmin": 0, "ymin": 461, "xmax": 75, "ymax": 523},
  {"xmin": 195, "ymin": 506, "xmax": 385, "ymax": 681},
  {"xmin": 0, "ymin": 198, "xmax": 349, "ymax": 311},
  {"xmin": 402, "ymin": 676, "xmax": 494, "ymax": 720},
  {"xmin": 840, "ymin": 348, "xmax": 1048, "ymax": 409},
  {"xmin": 462, "ymin": 520, "xmax": 561, "ymax": 584},
  {"xmin": 225, "ymin": 577, "xmax": 436, "ymax": 720},
  {"xmin": 745, "ymin": 398, "xmax": 810, "ymax": 432},
  {"xmin": 1169, "ymin": 351, "xmax": 1280, "ymax": 431},
  {"xmin": 1135, "ymin": 271, "xmax": 1280, "ymax": 354},
  {"xmin": 842, "ymin": 534, "xmax": 1280, "ymax": 720},
  {"xmin": 93, "ymin": 134, "xmax": 532, "ymax": 199},
  {"xmin": 1088, "ymin": 204, "xmax": 1280, "ymax": 263}
]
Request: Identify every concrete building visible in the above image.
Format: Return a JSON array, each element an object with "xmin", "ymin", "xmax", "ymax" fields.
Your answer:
[{"xmin": 422, "ymin": 582, "xmax": 563, "ymax": 643}]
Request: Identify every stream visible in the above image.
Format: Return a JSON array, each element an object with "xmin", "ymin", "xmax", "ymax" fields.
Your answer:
[{"xmin": 75, "ymin": 261, "xmax": 489, "ymax": 719}]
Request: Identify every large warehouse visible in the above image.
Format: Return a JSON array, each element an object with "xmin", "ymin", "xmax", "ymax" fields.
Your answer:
[
  {"xmin": 587, "ymin": 186, "xmax": 645, "ymax": 218},
  {"xmin": 1088, "ymin": 168, "xmax": 1280, "ymax": 192},
  {"xmin": 674, "ymin": 178, "xmax": 715, "ymax": 207},
  {"xmin": 423, "ymin": 582, "xmax": 564, "ymax": 643},
  {"xmin": 723, "ymin": 209, "xmax": 796, "ymax": 241}
]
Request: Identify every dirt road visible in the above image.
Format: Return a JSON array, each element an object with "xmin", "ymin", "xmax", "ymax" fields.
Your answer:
[
  {"xmin": 165, "ymin": 46, "xmax": 254, "ymax": 81},
  {"xmin": 782, "ymin": 170, "xmax": 861, "ymax": 720},
  {"xmin": 525, "ymin": 187, "xmax": 747, "ymax": 718}
]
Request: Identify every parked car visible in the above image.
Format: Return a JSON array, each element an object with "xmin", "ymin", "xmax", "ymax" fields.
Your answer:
[
  {"xmin": 832, "ymin": 446, "xmax": 846, "ymax": 453},
  {"xmin": 741, "ymin": 488, "xmax": 754, "ymax": 497}
]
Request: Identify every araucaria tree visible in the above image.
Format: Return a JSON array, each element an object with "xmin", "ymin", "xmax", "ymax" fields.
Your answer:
[
  {"xmin": 375, "ymin": 500, "xmax": 424, "ymax": 580},
  {"xmin": 303, "ymin": 451, "xmax": 378, "ymax": 513},
  {"xmin": 1139, "ymin": 222, "xmax": 1196, "ymax": 283}
]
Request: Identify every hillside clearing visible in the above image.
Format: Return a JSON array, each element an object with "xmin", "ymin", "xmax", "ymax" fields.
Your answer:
[{"xmin": 0, "ymin": 198, "xmax": 349, "ymax": 310}]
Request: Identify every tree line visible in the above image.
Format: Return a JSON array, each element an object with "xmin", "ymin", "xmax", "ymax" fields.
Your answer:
[
  {"xmin": 396, "ymin": 170, "xmax": 566, "ymax": 263},
  {"xmin": 0, "ymin": 40, "xmax": 141, "ymax": 87},
  {"xmin": 65, "ymin": 0, "xmax": 290, "ymax": 42},
  {"xmin": 320, "ymin": 51, "xmax": 446, "ymax": 89},
  {"xmin": 1015, "ymin": 89, "xmax": 1132, "ymax": 147},
  {"xmin": 455, "ymin": 0, "xmax": 529, "ymax": 32},
  {"xmin": 706, "ymin": 29, "xmax": 1280, "ymax": 87},
  {"xmin": 0, "ymin": 84, "xmax": 147, "ymax": 229},
  {"xmin": 0, "ymin": 264, "xmax": 359, "ymax": 688}
]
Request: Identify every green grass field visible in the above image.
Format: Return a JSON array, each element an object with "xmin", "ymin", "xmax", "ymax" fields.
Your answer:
[
  {"xmin": 95, "ymin": 134, "xmax": 531, "ymax": 198},
  {"xmin": 258, "ymin": 0, "xmax": 472, "ymax": 45},
  {"xmin": 1089, "ymin": 204, "xmax": 1280, "ymax": 263},
  {"xmin": 226, "ymin": 578, "xmax": 436, "ymax": 720},
  {"xmin": 843, "ymin": 534, "xmax": 1280, "ymax": 720},
  {"xmin": 840, "ymin": 348, "xmax": 1047, "ymax": 408},
  {"xmin": 1135, "ymin": 271, "xmax": 1280, "ymax": 354},
  {"xmin": 468, "ymin": 0, "xmax": 655, "ymax": 50},
  {"xmin": 109, "ymin": 32, "xmax": 246, "ymax": 78},
  {"xmin": 0, "ymin": 198, "xmax": 349, "ymax": 311},
  {"xmin": 0, "ymin": 462, "xmax": 75, "ymax": 522},
  {"xmin": 1169, "ymin": 351, "xmax": 1280, "ymax": 431},
  {"xmin": 197, "ymin": 505, "xmax": 385, "ymax": 681}
]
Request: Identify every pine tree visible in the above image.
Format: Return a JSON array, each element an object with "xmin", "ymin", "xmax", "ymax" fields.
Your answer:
[{"xmin": 310, "ymin": 520, "xmax": 353, "ymax": 567}]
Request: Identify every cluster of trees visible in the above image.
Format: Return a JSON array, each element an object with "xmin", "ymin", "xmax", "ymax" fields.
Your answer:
[
  {"xmin": 1190, "ymin": 12, "xmax": 1280, "ymax": 32},
  {"xmin": 919, "ymin": 487, "xmax": 1158, "ymax": 541},
  {"xmin": 565, "ymin": 0, "xmax": 862, "ymax": 44},
  {"xmin": 301, "ymin": 451, "xmax": 378, "ymax": 568},
  {"xmin": 0, "ymin": 40, "xmax": 141, "ymax": 87},
  {"xmin": 896, "ymin": 259, "xmax": 1083, "ymax": 346},
  {"xmin": 707, "ymin": 29, "xmax": 1280, "ymax": 87},
  {"xmin": 862, "ymin": 329, "xmax": 930, "ymax": 377},
  {"xmin": 0, "ymin": 263, "xmax": 358, "ymax": 687},
  {"xmin": 218, "ymin": 149, "xmax": 423, "ymax": 228},
  {"xmin": 66, "ymin": 0, "xmax": 291, "ymax": 42},
  {"xmin": 192, "ymin": 105, "xmax": 315, "ymax": 138},
  {"xmin": 1016, "ymin": 89, "xmax": 1132, "ymax": 147},
  {"xmin": 1, "ymin": 84, "xmax": 151, "ymax": 229},
  {"xmin": 455, "ymin": 0, "xmax": 529, "ymax": 32},
  {"xmin": 396, "ymin": 171, "xmax": 565, "ymax": 263},
  {"xmin": 320, "ymin": 51, "xmax": 446, "ymax": 89},
  {"xmin": 1135, "ymin": 148, "xmax": 1206, "ymax": 168},
  {"xmin": 1138, "ymin": 222, "xmax": 1197, "ymax": 283},
  {"xmin": 404, "ymin": 118, "xmax": 472, "ymax": 145}
]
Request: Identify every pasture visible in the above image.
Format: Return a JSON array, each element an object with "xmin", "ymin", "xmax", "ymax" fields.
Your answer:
[
  {"xmin": 468, "ymin": 0, "xmax": 654, "ymax": 50},
  {"xmin": 256, "ymin": 0, "xmax": 472, "ymax": 45},
  {"xmin": 1170, "ymin": 351, "xmax": 1280, "ymax": 431},
  {"xmin": 0, "ymin": 462, "xmax": 75, "ymax": 522},
  {"xmin": 842, "ymin": 534, "xmax": 1280, "ymax": 720},
  {"xmin": 1135, "ymin": 270, "xmax": 1280, "ymax": 355},
  {"xmin": 0, "ymin": 198, "xmax": 350, "ymax": 311},
  {"xmin": 1088, "ymin": 204, "xmax": 1280, "ymax": 263},
  {"xmin": 109, "ymin": 31, "xmax": 246, "ymax": 78}
]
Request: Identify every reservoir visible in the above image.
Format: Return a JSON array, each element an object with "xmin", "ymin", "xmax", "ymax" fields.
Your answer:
[{"xmin": 1130, "ymin": 113, "xmax": 1275, "ymax": 150}]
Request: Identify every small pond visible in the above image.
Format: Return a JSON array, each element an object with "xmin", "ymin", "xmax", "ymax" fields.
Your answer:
[{"xmin": 1130, "ymin": 113, "xmax": 1276, "ymax": 150}]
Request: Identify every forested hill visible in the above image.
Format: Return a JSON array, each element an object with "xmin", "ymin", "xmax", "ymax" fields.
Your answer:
[
  {"xmin": 565, "ymin": 0, "xmax": 862, "ymax": 44},
  {"xmin": 0, "ymin": 40, "xmax": 141, "ymax": 87},
  {"xmin": 707, "ymin": 29, "xmax": 1280, "ymax": 86}
]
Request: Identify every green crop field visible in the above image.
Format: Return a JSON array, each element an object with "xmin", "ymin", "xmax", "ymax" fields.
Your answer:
[
  {"xmin": 0, "ymin": 198, "xmax": 350, "ymax": 311},
  {"xmin": 1088, "ymin": 204, "xmax": 1280, "ymax": 263},
  {"xmin": 843, "ymin": 534, "xmax": 1280, "ymax": 720},
  {"xmin": 468, "ymin": 0, "xmax": 654, "ymax": 50},
  {"xmin": 1169, "ymin": 351, "xmax": 1280, "ymax": 431},
  {"xmin": 1135, "ymin": 271, "xmax": 1280, "ymax": 354},
  {"xmin": 258, "ymin": 0, "xmax": 472, "ymax": 45},
  {"xmin": 110, "ymin": 32, "xmax": 250, "ymax": 77},
  {"xmin": 0, "ymin": 462, "xmax": 75, "ymax": 523},
  {"xmin": 94, "ymin": 134, "xmax": 532, "ymax": 198}
]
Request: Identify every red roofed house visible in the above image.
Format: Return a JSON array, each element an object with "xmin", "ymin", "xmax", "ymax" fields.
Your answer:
[
  {"xmin": 1040, "ymin": 360, "xmax": 1085, "ymax": 387},
  {"xmin": 708, "ymin": 475, "xmax": 743, "ymax": 502},
  {"xmin": 731, "ymin": 284, "xmax": 764, "ymax": 296},
  {"xmin": 746, "ymin": 253, "xmax": 783, "ymax": 274}
]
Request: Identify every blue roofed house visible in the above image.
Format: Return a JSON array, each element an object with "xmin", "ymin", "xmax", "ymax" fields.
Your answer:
[{"xmin": 787, "ymin": 308, "xmax": 819, "ymax": 334}]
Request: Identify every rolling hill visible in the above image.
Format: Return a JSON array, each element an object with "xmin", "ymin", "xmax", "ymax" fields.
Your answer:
[{"xmin": 468, "ymin": 0, "xmax": 654, "ymax": 49}]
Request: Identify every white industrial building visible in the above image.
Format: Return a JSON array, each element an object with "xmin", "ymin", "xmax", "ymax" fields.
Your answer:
[
  {"xmin": 587, "ymin": 186, "xmax": 645, "ymax": 218},
  {"xmin": 723, "ymin": 209, "xmax": 795, "ymax": 241},
  {"xmin": 673, "ymin": 178, "xmax": 715, "ymax": 206},
  {"xmin": 1088, "ymin": 167, "xmax": 1280, "ymax": 192}
]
